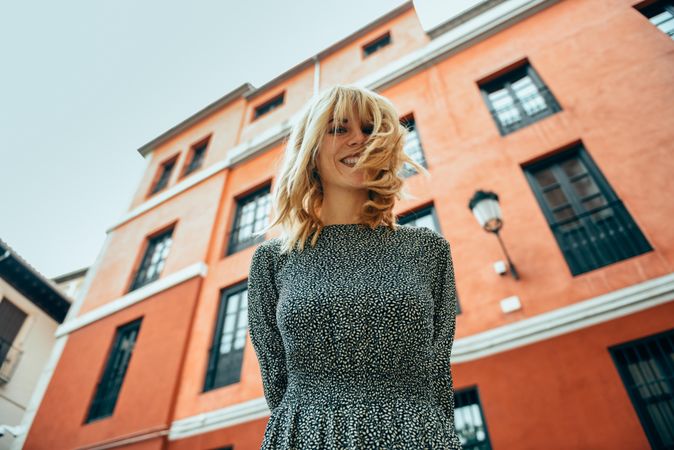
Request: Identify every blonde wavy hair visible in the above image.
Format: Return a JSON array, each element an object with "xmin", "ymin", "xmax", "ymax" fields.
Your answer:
[{"xmin": 255, "ymin": 84, "xmax": 430, "ymax": 254}]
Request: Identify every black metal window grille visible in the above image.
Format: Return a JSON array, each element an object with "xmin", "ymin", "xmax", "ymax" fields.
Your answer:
[
  {"xmin": 523, "ymin": 144, "xmax": 652, "ymax": 276},
  {"xmin": 226, "ymin": 186, "xmax": 271, "ymax": 255},
  {"xmin": 85, "ymin": 318, "xmax": 142, "ymax": 423},
  {"xmin": 454, "ymin": 387, "xmax": 493, "ymax": 450},
  {"xmin": 204, "ymin": 284, "xmax": 248, "ymax": 391},
  {"xmin": 637, "ymin": 0, "xmax": 674, "ymax": 39},
  {"xmin": 129, "ymin": 228, "xmax": 174, "ymax": 292},
  {"xmin": 183, "ymin": 140, "xmax": 208, "ymax": 176},
  {"xmin": 150, "ymin": 157, "xmax": 177, "ymax": 194},
  {"xmin": 254, "ymin": 92, "xmax": 285, "ymax": 119},
  {"xmin": 609, "ymin": 328, "xmax": 674, "ymax": 450},
  {"xmin": 399, "ymin": 116, "xmax": 428, "ymax": 178},
  {"xmin": 479, "ymin": 63, "xmax": 561, "ymax": 135},
  {"xmin": 363, "ymin": 31, "xmax": 391, "ymax": 57}
]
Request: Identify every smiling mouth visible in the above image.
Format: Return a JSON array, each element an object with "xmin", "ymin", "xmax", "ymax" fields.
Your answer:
[{"xmin": 339, "ymin": 155, "xmax": 361, "ymax": 168}]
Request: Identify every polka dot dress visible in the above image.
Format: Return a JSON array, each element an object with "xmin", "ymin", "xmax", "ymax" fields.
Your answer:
[{"xmin": 247, "ymin": 223, "xmax": 463, "ymax": 449}]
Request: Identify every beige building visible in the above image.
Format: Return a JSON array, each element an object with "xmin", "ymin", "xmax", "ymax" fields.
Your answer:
[{"xmin": 0, "ymin": 239, "xmax": 72, "ymax": 450}]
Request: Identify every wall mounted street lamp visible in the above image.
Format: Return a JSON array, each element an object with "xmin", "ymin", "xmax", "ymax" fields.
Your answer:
[{"xmin": 468, "ymin": 190, "xmax": 520, "ymax": 280}]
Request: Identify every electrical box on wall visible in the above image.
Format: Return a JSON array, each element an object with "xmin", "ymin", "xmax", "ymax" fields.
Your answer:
[
  {"xmin": 493, "ymin": 260, "xmax": 508, "ymax": 275},
  {"xmin": 500, "ymin": 295, "xmax": 522, "ymax": 313}
]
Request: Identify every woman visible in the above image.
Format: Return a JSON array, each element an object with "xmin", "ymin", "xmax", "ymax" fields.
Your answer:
[{"xmin": 247, "ymin": 84, "xmax": 463, "ymax": 449}]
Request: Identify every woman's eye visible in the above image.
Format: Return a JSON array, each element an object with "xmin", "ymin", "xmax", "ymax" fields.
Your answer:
[
  {"xmin": 362, "ymin": 126, "xmax": 374, "ymax": 134},
  {"xmin": 329, "ymin": 126, "xmax": 347, "ymax": 134}
]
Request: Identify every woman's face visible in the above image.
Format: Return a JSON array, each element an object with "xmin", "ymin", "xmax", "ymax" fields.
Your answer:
[{"xmin": 316, "ymin": 115, "xmax": 374, "ymax": 189}]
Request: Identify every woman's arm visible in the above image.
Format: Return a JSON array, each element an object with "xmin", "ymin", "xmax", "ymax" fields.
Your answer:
[
  {"xmin": 429, "ymin": 236, "xmax": 459, "ymax": 426},
  {"xmin": 247, "ymin": 242, "xmax": 288, "ymax": 412}
]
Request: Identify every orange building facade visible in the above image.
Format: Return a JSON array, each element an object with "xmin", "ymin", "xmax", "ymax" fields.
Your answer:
[{"xmin": 21, "ymin": 1, "xmax": 674, "ymax": 449}]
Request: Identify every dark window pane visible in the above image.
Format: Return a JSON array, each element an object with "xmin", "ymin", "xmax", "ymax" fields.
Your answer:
[
  {"xmin": 454, "ymin": 387, "xmax": 493, "ymax": 449},
  {"xmin": 397, "ymin": 206, "xmax": 438, "ymax": 233},
  {"xmin": 151, "ymin": 159, "xmax": 176, "ymax": 194},
  {"xmin": 511, "ymin": 76, "xmax": 548, "ymax": 116},
  {"xmin": 0, "ymin": 299, "xmax": 27, "ymax": 380},
  {"xmin": 533, "ymin": 167, "xmax": 556, "ymax": 187},
  {"xmin": 399, "ymin": 116, "xmax": 427, "ymax": 178},
  {"xmin": 227, "ymin": 186, "xmax": 271, "ymax": 255},
  {"xmin": 129, "ymin": 228, "xmax": 174, "ymax": 291},
  {"xmin": 479, "ymin": 63, "xmax": 561, "ymax": 135},
  {"xmin": 609, "ymin": 328, "xmax": 674, "ymax": 449},
  {"xmin": 559, "ymin": 158, "xmax": 587, "ymax": 178},
  {"xmin": 204, "ymin": 286, "xmax": 248, "ymax": 391},
  {"xmin": 542, "ymin": 186, "xmax": 569, "ymax": 209},
  {"xmin": 637, "ymin": 1, "xmax": 674, "ymax": 39},
  {"xmin": 651, "ymin": 11, "xmax": 674, "ymax": 37},
  {"xmin": 85, "ymin": 319, "xmax": 142, "ymax": 423},
  {"xmin": 363, "ymin": 32, "xmax": 391, "ymax": 56},
  {"xmin": 487, "ymin": 88, "xmax": 521, "ymax": 128},
  {"xmin": 254, "ymin": 93, "xmax": 285, "ymax": 119},
  {"xmin": 184, "ymin": 141, "xmax": 208, "ymax": 176},
  {"xmin": 523, "ymin": 145, "xmax": 652, "ymax": 275}
]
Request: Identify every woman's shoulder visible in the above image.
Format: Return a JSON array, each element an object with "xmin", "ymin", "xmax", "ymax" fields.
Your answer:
[
  {"xmin": 252, "ymin": 237, "xmax": 282, "ymax": 260},
  {"xmin": 396, "ymin": 225, "xmax": 449, "ymax": 250}
]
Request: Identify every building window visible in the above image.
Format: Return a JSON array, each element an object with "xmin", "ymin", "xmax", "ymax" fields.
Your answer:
[
  {"xmin": 182, "ymin": 138, "xmax": 209, "ymax": 177},
  {"xmin": 149, "ymin": 156, "xmax": 178, "ymax": 195},
  {"xmin": 226, "ymin": 185, "xmax": 272, "ymax": 255},
  {"xmin": 609, "ymin": 328, "xmax": 674, "ymax": 450},
  {"xmin": 478, "ymin": 62, "xmax": 561, "ymax": 135},
  {"xmin": 399, "ymin": 115, "xmax": 428, "ymax": 178},
  {"xmin": 363, "ymin": 31, "xmax": 391, "ymax": 57},
  {"xmin": 455, "ymin": 387, "xmax": 493, "ymax": 450},
  {"xmin": 523, "ymin": 143, "xmax": 652, "ymax": 276},
  {"xmin": 0, "ymin": 298, "xmax": 27, "ymax": 382},
  {"xmin": 85, "ymin": 318, "xmax": 142, "ymax": 423},
  {"xmin": 128, "ymin": 227, "xmax": 174, "ymax": 292},
  {"xmin": 253, "ymin": 92, "xmax": 285, "ymax": 120},
  {"xmin": 636, "ymin": 0, "xmax": 674, "ymax": 39},
  {"xmin": 203, "ymin": 284, "xmax": 248, "ymax": 392},
  {"xmin": 397, "ymin": 204, "xmax": 440, "ymax": 233}
]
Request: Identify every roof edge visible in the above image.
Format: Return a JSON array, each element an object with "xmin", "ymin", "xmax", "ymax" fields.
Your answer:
[
  {"xmin": 244, "ymin": 1, "xmax": 414, "ymax": 102},
  {"xmin": 0, "ymin": 238, "xmax": 71, "ymax": 322},
  {"xmin": 137, "ymin": 83, "xmax": 255, "ymax": 158},
  {"xmin": 52, "ymin": 266, "xmax": 89, "ymax": 284},
  {"xmin": 136, "ymin": 1, "xmax": 413, "ymax": 158}
]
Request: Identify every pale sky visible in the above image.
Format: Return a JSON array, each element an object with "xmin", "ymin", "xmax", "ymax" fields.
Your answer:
[{"xmin": 0, "ymin": 0, "xmax": 408, "ymax": 279}]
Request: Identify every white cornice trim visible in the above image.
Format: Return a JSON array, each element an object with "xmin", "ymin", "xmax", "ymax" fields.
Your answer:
[
  {"xmin": 169, "ymin": 398, "xmax": 270, "ymax": 440},
  {"xmin": 361, "ymin": 0, "xmax": 557, "ymax": 90},
  {"xmin": 55, "ymin": 262, "xmax": 208, "ymax": 337},
  {"xmin": 106, "ymin": 163, "xmax": 229, "ymax": 232},
  {"xmin": 452, "ymin": 271, "xmax": 674, "ymax": 362},
  {"xmin": 167, "ymin": 272, "xmax": 674, "ymax": 441},
  {"xmin": 107, "ymin": 0, "xmax": 558, "ymax": 233}
]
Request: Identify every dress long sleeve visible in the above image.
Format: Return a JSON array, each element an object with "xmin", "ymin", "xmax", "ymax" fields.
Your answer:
[
  {"xmin": 247, "ymin": 242, "xmax": 288, "ymax": 413},
  {"xmin": 429, "ymin": 236, "xmax": 459, "ymax": 426}
]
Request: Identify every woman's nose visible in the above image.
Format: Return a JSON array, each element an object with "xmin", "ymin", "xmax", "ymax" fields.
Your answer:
[{"xmin": 348, "ymin": 128, "xmax": 367, "ymax": 146}]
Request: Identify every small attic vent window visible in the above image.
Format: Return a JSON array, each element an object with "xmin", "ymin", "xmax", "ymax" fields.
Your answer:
[
  {"xmin": 253, "ymin": 92, "xmax": 285, "ymax": 120},
  {"xmin": 362, "ymin": 31, "xmax": 391, "ymax": 57}
]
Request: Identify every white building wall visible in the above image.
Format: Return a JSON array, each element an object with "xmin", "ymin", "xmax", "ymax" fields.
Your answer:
[{"xmin": 0, "ymin": 280, "xmax": 59, "ymax": 450}]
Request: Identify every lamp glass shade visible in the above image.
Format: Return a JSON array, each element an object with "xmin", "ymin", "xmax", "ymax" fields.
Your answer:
[{"xmin": 471, "ymin": 198, "xmax": 502, "ymax": 228}]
